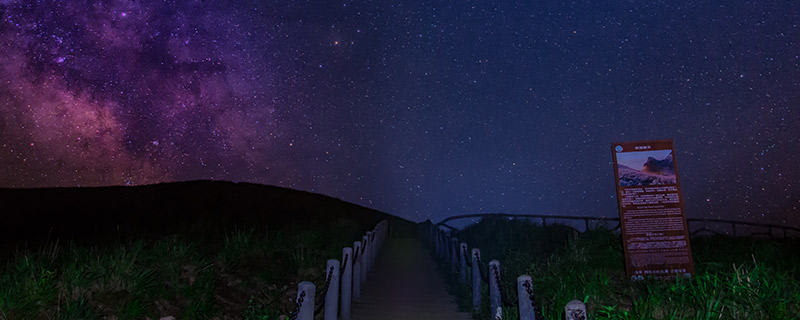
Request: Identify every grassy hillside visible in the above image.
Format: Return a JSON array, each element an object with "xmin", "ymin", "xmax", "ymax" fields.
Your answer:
[
  {"xmin": 0, "ymin": 180, "xmax": 416, "ymax": 319},
  {"xmin": 439, "ymin": 217, "xmax": 800, "ymax": 320}
]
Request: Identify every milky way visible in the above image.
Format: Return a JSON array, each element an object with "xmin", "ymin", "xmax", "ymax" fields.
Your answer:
[{"xmin": 1, "ymin": 1, "xmax": 799, "ymax": 226}]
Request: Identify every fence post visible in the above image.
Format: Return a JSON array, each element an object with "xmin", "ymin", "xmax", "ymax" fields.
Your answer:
[
  {"xmin": 371, "ymin": 229, "xmax": 377, "ymax": 264},
  {"xmin": 324, "ymin": 259, "xmax": 340, "ymax": 320},
  {"xmin": 436, "ymin": 231, "xmax": 443, "ymax": 260},
  {"xmin": 489, "ymin": 260, "xmax": 501, "ymax": 317},
  {"xmin": 565, "ymin": 300, "xmax": 587, "ymax": 320},
  {"xmin": 451, "ymin": 237, "xmax": 459, "ymax": 273},
  {"xmin": 352, "ymin": 241, "xmax": 362, "ymax": 302},
  {"xmin": 430, "ymin": 225, "xmax": 435, "ymax": 246},
  {"xmin": 340, "ymin": 248, "xmax": 353, "ymax": 319},
  {"xmin": 366, "ymin": 231, "xmax": 374, "ymax": 274},
  {"xmin": 441, "ymin": 233, "xmax": 447, "ymax": 262},
  {"xmin": 471, "ymin": 248, "xmax": 481, "ymax": 310},
  {"xmin": 446, "ymin": 234, "xmax": 453, "ymax": 265},
  {"xmin": 517, "ymin": 275, "xmax": 535, "ymax": 320},
  {"xmin": 296, "ymin": 281, "xmax": 316, "ymax": 320},
  {"xmin": 429, "ymin": 225, "xmax": 435, "ymax": 247},
  {"xmin": 361, "ymin": 234, "xmax": 370, "ymax": 283},
  {"xmin": 375, "ymin": 225, "xmax": 383, "ymax": 250},
  {"xmin": 381, "ymin": 220, "xmax": 389, "ymax": 247},
  {"xmin": 459, "ymin": 243, "xmax": 468, "ymax": 284},
  {"xmin": 377, "ymin": 222, "xmax": 384, "ymax": 249},
  {"xmin": 378, "ymin": 224, "xmax": 383, "ymax": 246}
]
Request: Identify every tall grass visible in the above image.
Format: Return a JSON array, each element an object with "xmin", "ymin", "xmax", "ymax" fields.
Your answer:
[
  {"xmin": 439, "ymin": 217, "xmax": 800, "ymax": 320},
  {"xmin": 0, "ymin": 217, "xmax": 364, "ymax": 319}
]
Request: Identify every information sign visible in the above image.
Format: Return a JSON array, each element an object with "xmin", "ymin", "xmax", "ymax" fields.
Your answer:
[{"xmin": 612, "ymin": 139, "xmax": 694, "ymax": 280}]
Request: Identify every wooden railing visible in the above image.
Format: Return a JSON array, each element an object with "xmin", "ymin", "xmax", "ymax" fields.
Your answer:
[{"xmin": 287, "ymin": 220, "xmax": 388, "ymax": 320}]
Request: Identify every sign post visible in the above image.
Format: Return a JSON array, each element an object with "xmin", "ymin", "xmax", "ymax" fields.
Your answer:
[{"xmin": 611, "ymin": 139, "xmax": 694, "ymax": 280}]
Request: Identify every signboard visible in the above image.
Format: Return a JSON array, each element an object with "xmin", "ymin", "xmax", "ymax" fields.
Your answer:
[{"xmin": 611, "ymin": 139, "xmax": 694, "ymax": 280}]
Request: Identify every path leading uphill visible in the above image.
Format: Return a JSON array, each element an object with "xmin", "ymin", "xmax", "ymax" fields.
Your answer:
[{"xmin": 351, "ymin": 238, "xmax": 472, "ymax": 320}]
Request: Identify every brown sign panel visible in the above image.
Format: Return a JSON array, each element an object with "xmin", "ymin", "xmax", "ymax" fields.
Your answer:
[{"xmin": 611, "ymin": 139, "xmax": 694, "ymax": 280}]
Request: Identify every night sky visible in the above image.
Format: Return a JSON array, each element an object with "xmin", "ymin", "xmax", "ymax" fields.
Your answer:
[{"xmin": 1, "ymin": 1, "xmax": 798, "ymax": 226}]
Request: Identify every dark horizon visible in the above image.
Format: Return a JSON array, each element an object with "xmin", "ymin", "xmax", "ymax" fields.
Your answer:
[{"xmin": 1, "ymin": 1, "xmax": 798, "ymax": 227}]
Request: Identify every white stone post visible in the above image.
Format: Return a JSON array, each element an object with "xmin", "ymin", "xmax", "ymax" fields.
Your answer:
[
  {"xmin": 352, "ymin": 241, "xmax": 362, "ymax": 302},
  {"xmin": 324, "ymin": 259, "xmax": 340, "ymax": 320},
  {"xmin": 340, "ymin": 248, "xmax": 353, "ymax": 319},
  {"xmin": 380, "ymin": 220, "xmax": 387, "ymax": 248},
  {"xmin": 361, "ymin": 234, "xmax": 370, "ymax": 281},
  {"xmin": 435, "ymin": 230, "xmax": 442, "ymax": 259},
  {"xmin": 471, "ymin": 248, "xmax": 481, "ymax": 310},
  {"xmin": 451, "ymin": 237, "xmax": 459, "ymax": 274},
  {"xmin": 489, "ymin": 260, "xmax": 501, "ymax": 316},
  {"xmin": 445, "ymin": 234, "xmax": 452, "ymax": 264},
  {"xmin": 565, "ymin": 300, "xmax": 587, "ymax": 320},
  {"xmin": 370, "ymin": 229, "xmax": 377, "ymax": 267},
  {"xmin": 365, "ymin": 231, "xmax": 374, "ymax": 274},
  {"xmin": 517, "ymin": 275, "xmax": 535, "ymax": 320},
  {"xmin": 296, "ymin": 281, "xmax": 316, "ymax": 320},
  {"xmin": 459, "ymin": 243, "xmax": 468, "ymax": 284}
]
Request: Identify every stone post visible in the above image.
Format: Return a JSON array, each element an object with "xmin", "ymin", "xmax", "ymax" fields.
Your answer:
[
  {"xmin": 471, "ymin": 248, "xmax": 481, "ymax": 310},
  {"xmin": 340, "ymin": 248, "xmax": 353, "ymax": 319},
  {"xmin": 459, "ymin": 243, "xmax": 468, "ymax": 284},
  {"xmin": 352, "ymin": 241, "xmax": 362, "ymax": 302},
  {"xmin": 361, "ymin": 234, "xmax": 370, "ymax": 282},
  {"xmin": 378, "ymin": 221, "xmax": 384, "ymax": 248},
  {"xmin": 489, "ymin": 260, "xmax": 501, "ymax": 316},
  {"xmin": 445, "ymin": 234, "xmax": 452, "ymax": 264},
  {"xmin": 434, "ymin": 230, "xmax": 443, "ymax": 260},
  {"xmin": 451, "ymin": 237, "xmax": 459, "ymax": 274},
  {"xmin": 296, "ymin": 281, "xmax": 316, "ymax": 320},
  {"xmin": 366, "ymin": 231, "xmax": 374, "ymax": 274},
  {"xmin": 565, "ymin": 300, "xmax": 587, "ymax": 320},
  {"xmin": 429, "ymin": 225, "xmax": 435, "ymax": 246},
  {"xmin": 324, "ymin": 259, "xmax": 340, "ymax": 320},
  {"xmin": 383, "ymin": 222, "xmax": 386, "ymax": 245},
  {"xmin": 517, "ymin": 275, "xmax": 535, "ymax": 320},
  {"xmin": 371, "ymin": 229, "xmax": 377, "ymax": 264}
]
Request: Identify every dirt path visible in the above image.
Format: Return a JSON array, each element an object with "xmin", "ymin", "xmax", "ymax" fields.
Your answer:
[{"xmin": 350, "ymin": 238, "xmax": 472, "ymax": 320}]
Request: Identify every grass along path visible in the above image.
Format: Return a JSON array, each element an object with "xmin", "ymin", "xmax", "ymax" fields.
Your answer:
[
  {"xmin": 0, "ymin": 218, "xmax": 367, "ymax": 320},
  {"xmin": 439, "ymin": 217, "xmax": 800, "ymax": 320}
]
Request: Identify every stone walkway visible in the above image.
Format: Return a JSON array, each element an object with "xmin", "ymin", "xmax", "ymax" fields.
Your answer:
[{"xmin": 350, "ymin": 238, "xmax": 472, "ymax": 320}]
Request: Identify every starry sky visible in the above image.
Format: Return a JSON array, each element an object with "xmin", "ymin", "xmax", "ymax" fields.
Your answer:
[{"xmin": 1, "ymin": 0, "xmax": 798, "ymax": 227}]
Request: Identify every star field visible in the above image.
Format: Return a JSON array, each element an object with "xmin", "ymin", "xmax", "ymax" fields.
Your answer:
[{"xmin": 1, "ymin": 0, "xmax": 798, "ymax": 226}]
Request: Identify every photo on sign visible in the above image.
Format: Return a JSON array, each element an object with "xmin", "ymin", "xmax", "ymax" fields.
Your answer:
[{"xmin": 615, "ymin": 149, "xmax": 677, "ymax": 186}]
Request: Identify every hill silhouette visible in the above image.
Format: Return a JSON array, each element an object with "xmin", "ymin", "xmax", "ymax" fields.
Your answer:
[
  {"xmin": 642, "ymin": 152, "xmax": 675, "ymax": 175},
  {"xmin": 0, "ymin": 180, "xmax": 417, "ymax": 247}
]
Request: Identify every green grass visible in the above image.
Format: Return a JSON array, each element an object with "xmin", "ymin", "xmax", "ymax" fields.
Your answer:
[
  {"xmin": 0, "ymin": 217, "xmax": 366, "ymax": 319},
  {"xmin": 436, "ymin": 217, "xmax": 800, "ymax": 320}
]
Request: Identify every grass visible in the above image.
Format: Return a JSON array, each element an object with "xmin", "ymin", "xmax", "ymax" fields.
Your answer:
[
  {"xmin": 435, "ymin": 217, "xmax": 800, "ymax": 320},
  {"xmin": 0, "ymin": 217, "xmax": 365, "ymax": 319}
]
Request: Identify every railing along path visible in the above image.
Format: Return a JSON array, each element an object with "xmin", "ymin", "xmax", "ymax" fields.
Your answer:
[
  {"xmin": 422, "ymin": 214, "xmax": 798, "ymax": 320},
  {"xmin": 436, "ymin": 213, "xmax": 800, "ymax": 238},
  {"xmin": 287, "ymin": 220, "xmax": 389, "ymax": 320},
  {"xmin": 283, "ymin": 214, "xmax": 797, "ymax": 320},
  {"xmin": 421, "ymin": 221, "xmax": 588, "ymax": 320}
]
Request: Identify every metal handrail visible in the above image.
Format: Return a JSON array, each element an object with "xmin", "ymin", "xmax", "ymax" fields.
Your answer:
[
  {"xmin": 435, "ymin": 213, "xmax": 800, "ymax": 238},
  {"xmin": 424, "ymin": 213, "xmax": 800, "ymax": 319}
]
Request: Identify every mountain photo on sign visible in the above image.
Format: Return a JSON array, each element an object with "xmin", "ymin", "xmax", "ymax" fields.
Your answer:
[{"xmin": 615, "ymin": 149, "xmax": 677, "ymax": 186}]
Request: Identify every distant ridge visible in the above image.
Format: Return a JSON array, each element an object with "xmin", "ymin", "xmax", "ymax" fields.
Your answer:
[
  {"xmin": 642, "ymin": 152, "xmax": 675, "ymax": 175},
  {"xmin": 0, "ymin": 180, "xmax": 417, "ymax": 246}
]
